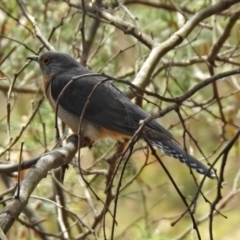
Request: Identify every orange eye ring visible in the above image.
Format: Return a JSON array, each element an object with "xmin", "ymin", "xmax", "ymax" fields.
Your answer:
[{"xmin": 42, "ymin": 56, "xmax": 50, "ymax": 65}]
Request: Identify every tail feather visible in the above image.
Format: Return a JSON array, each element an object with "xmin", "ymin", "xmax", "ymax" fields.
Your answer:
[{"xmin": 149, "ymin": 139, "xmax": 216, "ymax": 179}]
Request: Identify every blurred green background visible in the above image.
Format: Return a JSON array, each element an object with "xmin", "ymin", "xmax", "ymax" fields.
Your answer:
[{"xmin": 0, "ymin": 0, "xmax": 240, "ymax": 239}]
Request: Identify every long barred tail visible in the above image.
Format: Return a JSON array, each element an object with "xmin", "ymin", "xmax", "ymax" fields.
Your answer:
[{"xmin": 148, "ymin": 139, "xmax": 216, "ymax": 179}]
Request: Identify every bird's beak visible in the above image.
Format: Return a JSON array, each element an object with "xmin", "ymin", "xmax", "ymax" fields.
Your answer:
[{"xmin": 27, "ymin": 55, "xmax": 39, "ymax": 62}]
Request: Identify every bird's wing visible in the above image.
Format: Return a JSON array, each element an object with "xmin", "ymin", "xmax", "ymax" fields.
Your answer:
[
  {"xmin": 50, "ymin": 69, "xmax": 174, "ymax": 139},
  {"xmin": 50, "ymin": 68, "xmax": 216, "ymax": 179}
]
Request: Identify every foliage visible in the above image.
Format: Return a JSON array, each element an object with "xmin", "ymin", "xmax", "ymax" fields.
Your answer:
[{"xmin": 0, "ymin": 0, "xmax": 240, "ymax": 239}]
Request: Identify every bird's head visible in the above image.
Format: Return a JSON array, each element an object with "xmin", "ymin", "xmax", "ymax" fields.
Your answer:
[{"xmin": 27, "ymin": 51, "xmax": 80, "ymax": 77}]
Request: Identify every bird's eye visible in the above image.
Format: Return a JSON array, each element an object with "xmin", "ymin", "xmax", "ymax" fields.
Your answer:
[{"xmin": 42, "ymin": 56, "xmax": 50, "ymax": 65}]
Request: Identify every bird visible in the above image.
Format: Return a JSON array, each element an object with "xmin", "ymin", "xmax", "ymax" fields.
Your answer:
[{"xmin": 27, "ymin": 51, "xmax": 216, "ymax": 179}]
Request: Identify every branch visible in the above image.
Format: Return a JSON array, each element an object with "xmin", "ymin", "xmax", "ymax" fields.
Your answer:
[
  {"xmin": 16, "ymin": 0, "xmax": 54, "ymax": 51},
  {"xmin": 208, "ymin": 8, "xmax": 240, "ymax": 63},
  {"xmin": 64, "ymin": 0, "xmax": 155, "ymax": 49},
  {"xmin": 125, "ymin": 0, "xmax": 240, "ymax": 98},
  {"xmin": 0, "ymin": 135, "xmax": 87, "ymax": 233}
]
